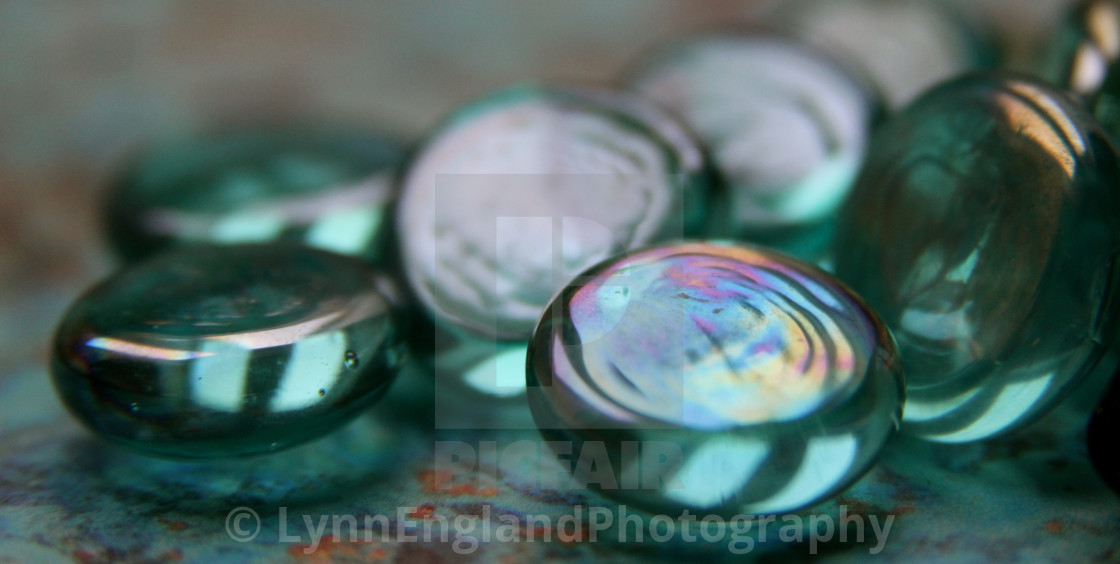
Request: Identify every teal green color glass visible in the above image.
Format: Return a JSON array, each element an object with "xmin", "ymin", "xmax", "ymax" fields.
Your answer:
[
  {"xmin": 1040, "ymin": 0, "xmax": 1120, "ymax": 140},
  {"xmin": 834, "ymin": 74, "xmax": 1120, "ymax": 443},
  {"xmin": 51, "ymin": 244, "xmax": 406, "ymax": 458},
  {"xmin": 105, "ymin": 128, "xmax": 404, "ymax": 263},
  {"xmin": 528, "ymin": 242, "xmax": 903, "ymax": 516},
  {"xmin": 782, "ymin": 0, "xmax": 996, "ymax": 109},
  {"xmin": 395, "ymin": 85, "xmax": 711, "ymax": 398},
  {"xmin": 626, "ymin": 32, "xmax": 880, "ymax": 262}
]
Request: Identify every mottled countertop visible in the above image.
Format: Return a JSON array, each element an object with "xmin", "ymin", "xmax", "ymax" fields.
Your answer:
[{"xmin": 1, "ymin": 1, "xmax": 1116, "ymax": 562}]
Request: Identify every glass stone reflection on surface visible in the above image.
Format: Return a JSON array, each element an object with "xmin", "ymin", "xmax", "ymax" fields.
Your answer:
[
  {"xmin": 51, "ymin": 244, "xmax": 406, "ymax": 458},
  {"xmin": 833, "ymin": 74, "xmax": 1120, "ymax": 443},
  {"xmin": 396, "ymin": 85, "xmax": 710, "ymax": 397},
  {"xmin": 105, "ymin": 128, "xmax": 404, "ymax": 263},
  {"xmin": 626, "ymin": 33, "xmax": 878, "ymax": 262},
  {"xmin": 527, "ymin": 242, "xmax": 903, "ymax": 516},
  {"xmin": 1040, "ymin": 0, "xmax": 1120, "ymax": 141}
]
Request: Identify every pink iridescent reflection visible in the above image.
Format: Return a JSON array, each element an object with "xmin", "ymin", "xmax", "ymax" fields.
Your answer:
[{"xmin": 555, "ymin": 243, "xmax": 877, "ymax": 429}]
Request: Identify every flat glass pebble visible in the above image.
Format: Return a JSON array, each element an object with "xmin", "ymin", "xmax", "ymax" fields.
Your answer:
[
  {"xmin": 396, "ymin": 85, "xmax": 710, "ymax": 397},
  {"xmin": 780, "ymin": 0, "xmax": 995, "ymax": 108},
  {"xmin": 1040, "ymin": 0, "xmax": 1120, "ymax": 140},
  {"xmin": 527, "ymin": 242, "xmax": 903, "ymax": 516},
  {"xmin": 833, "ymin": 74, "xmax": 1120, "ymax": 443},
  {"xmin": 626, "ymin": 33, "xmax": 879, "ymax": 262},
  {"xmin": 105, "ymin": 128, "xmax": 404, "ymax": 263},
  {"xmin": 51, "ymin": 244, "xmax": 406, "ymax": 458},
  {"xmin": 1089, "ymin": 370, "xmax": 1120, "ymax": 495}
]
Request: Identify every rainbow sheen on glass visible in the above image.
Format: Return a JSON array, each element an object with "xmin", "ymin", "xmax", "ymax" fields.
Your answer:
[
  {"xmin": 396, "ymin": 85, "xmax": 710, "ymax": 398},
  {"xmin": 51, "ymin": 244, "xmax": 406, "ymax": 459},
  {"xmin": 627, "ymin": 33, "xmax": 878, "ymax": 261},
  {"xmin": 105, "ymin": 128, "xmax": 404, "ymax": 263},
  {"xmin": 834, "ymin": 74, "xmax": 1120, "ymax": 443},
  {"xmin": 527, "ymin": 242, "xmax": 903, "ymax": 516}
]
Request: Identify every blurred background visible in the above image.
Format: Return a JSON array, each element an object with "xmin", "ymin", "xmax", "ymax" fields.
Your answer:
[
  {"xmin": 0, "ymin": 0, "xmax": 1078, "ymax": 400},
  {"xmin": 0, "ymin": 1, "xmax": 1108, "ymax": 561}
]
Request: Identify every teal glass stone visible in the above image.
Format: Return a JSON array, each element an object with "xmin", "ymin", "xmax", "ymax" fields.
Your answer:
[
  {"xmin": 395, "ymin": 85, "xmax": 711, "ymax": 397},
  {"xmin": 833, "ymin": 74, "xmax": 1120, "ymax": 443},
  {"xmin": 781, "ymin": 0, "xmax": 995, "ymax": 108},
  {"xmin": 527, "ymin": 242, "xmax": 903, "ymax": 516},
  {"xmin": 51, "ymin": 244, "xmax": 406, "ymax": 459},
  {"xmin": 105, "ymin": 128, "xmax": 404, "ymax": 263},
  {"xmin": 626, "ymin": 33, "xmax": 880, "ymax": 262},
  {"xmin": 1040, "ymin": 0, "xmax": 1120, "ymax": 141}
]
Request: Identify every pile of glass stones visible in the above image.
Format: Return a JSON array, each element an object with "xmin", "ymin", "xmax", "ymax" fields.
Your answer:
[{"xmin": 51, "ymin": 4, "xmax": 1120, "ymax": 524}]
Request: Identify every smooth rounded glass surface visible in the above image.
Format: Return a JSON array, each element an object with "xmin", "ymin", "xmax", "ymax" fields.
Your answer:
[
  {"xmin": 51, "ymin": 244, "xmax": 406, "ymax": 459},
  {"xmin": 396, "ymin": 85, "xmax": 710, "ymax": 396},
  {"xmin": 627, "ymin": 33, "xmax": 878, "ymax": 261},
  {"xmin": 105, "ymin": 128, "xmax": 404, "ymax": 262},
  {"xmin": 834, "ymin": 74, "xmax": 1120, "ymax": 443},
  {"xmin": 527, "ymin": 242, "xmax": 903, "ymax": 516},
  {"xmin": 1041, "ymin": 0, "xmax": 1120, "ymax": 140},
  {"xmin": 781, "ymin": 0, "xmax": 994, "ymax": 108}
]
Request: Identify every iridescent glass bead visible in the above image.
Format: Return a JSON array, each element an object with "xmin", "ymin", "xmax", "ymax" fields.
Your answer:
[
  {"xmin": 1089, "ymin": 370, "xmax": 1120, "ymax": 495},
  {"xmin": 833, "ymin": 74, "xmax": 1120, "ymax": 443},
  {"xmin": 51, "ymin": 244, "xmax": 406, "ymax": 458},
  {"xmin": 395, "ymin": 85, "xmax": 710, "ymax": 397},
  {"xmin": 105, "ymin": 128, "xmax": 404, "ymax": 262},
  {"xmin": 527, "ymin": 242, "xmax": 903, "ymax": 516},
  {"xmin": 1040, "ymin": 0, "xmax": 1120, "ymax": 141},
  {"xmin": 626, "ymin": 33, "xmax": 879, "ymax": 262}
]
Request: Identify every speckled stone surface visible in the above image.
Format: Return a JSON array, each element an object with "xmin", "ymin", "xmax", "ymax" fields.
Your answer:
[
  {"xmin": 0, "ymin": 365, "xmax": 1117, "ymax": 562},
  {"xmin": 2, "ymin": 0, "xmax": 1117, "ymax": 562}
]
